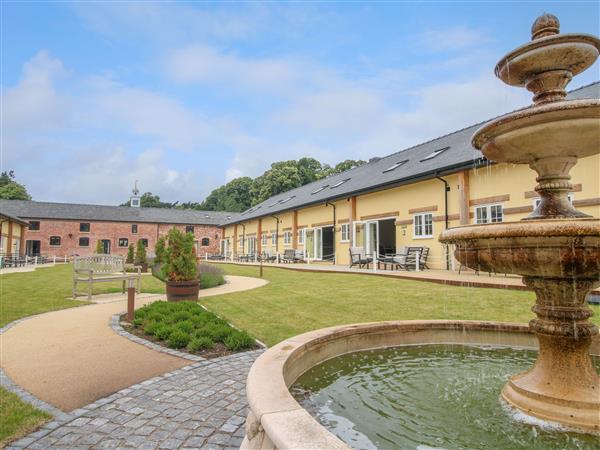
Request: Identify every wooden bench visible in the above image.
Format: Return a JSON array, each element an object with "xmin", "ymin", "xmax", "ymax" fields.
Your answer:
[{"xmin": 73, "ymin": 254, "xmax": 141, "ymax": 300}]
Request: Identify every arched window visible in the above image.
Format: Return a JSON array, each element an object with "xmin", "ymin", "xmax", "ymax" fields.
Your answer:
[{"xmin": 201, "ymin": 238, "xmax": 210, "ymax": 246}]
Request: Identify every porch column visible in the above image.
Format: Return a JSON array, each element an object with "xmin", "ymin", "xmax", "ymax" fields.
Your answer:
[
  {"xmin": 257, "ymin": 219, "xmax": 262, "ymax": 254},
  {"xmin": 292, "ymin": 210, "xmax": 298, "ymax": 249},
  {"xmin": 349, "ymin": 196, "xmax": 357, "ymax": 245},
  {"xmin": 7, "ymin": 221, "xmax": 13, "ymax": 257},
  {"xmin": 458, "ymin": 170, "xmax": 470, "ymax": 225},
  {"xmin": 233, "ymin": 224, "xmax": 238, "ymax": 257}
]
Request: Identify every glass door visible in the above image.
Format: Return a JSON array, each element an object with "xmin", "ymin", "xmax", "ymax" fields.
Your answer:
[
  {"xmin": 366, "ymin": 221, "xmax": 379, "ymax": 259},
  {"xmin": 305, "ymin": 229, "xmax": 314, "ymax": 259},
  {"xmin": 315, "ymin": 228, "xmax": 322, "ymax": 260},
  {"xmin": 353, "ymin": 222, "xmax": 365, "ymax": 248}
]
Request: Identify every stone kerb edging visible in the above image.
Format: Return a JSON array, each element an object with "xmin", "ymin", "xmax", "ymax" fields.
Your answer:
[{"xmin": 242, "ymin": 320, "xmax": 543, "ymax": 450}]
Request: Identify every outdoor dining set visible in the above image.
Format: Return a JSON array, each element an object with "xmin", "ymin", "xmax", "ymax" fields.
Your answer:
[{"xmin": 349, "ymin": 246, "xmax": 430, "ymax": 271}]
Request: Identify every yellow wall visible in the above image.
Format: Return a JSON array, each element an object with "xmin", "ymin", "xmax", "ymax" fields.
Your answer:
[
  {"xmin": 0, "ymin": 219, "xmax": 24, "ymax": 255},
  {"xmin": 224, "ymin": 154, "xmax": 599, "ymax": 269}
]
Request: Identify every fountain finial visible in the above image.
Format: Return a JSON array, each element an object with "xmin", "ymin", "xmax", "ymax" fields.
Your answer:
[{"xmin": 531, "ymin": 13, "xmax": 560, "ymax": 40}]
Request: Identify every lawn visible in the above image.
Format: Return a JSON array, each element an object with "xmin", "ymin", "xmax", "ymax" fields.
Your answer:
[
  {"xmin": 0, "ymin": 263, "xmax": 165, "ymax": 327},
  {"xmin": 0, "ymin": 389, "xmax": 51, "ymax": 447},
  {"xmin": 201, "ymin": 264, "xmax": 600, "ymax": 347}
]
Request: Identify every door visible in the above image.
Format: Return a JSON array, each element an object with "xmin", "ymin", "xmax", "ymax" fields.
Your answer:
[
  {"xmin": 366, "ymin": 221, "xmax": 379, "ymax": 259},
  {"xmin": 101, "ymin": 239, "xmax": 111, "ymax": 254},
  {"xmin": 353, "ymin": 222, "xmax": 365, "ymax": 248},
  {"xmin": 314, "ymin": 228, "xmax": 323, "ymax": 260},
  {"xmin": 305, "ymin": 229, "xmax": 314, "ymax": 259},
  {"xmin": 25, "ymin": 240, "xmax": 41, "ymax": 256}
]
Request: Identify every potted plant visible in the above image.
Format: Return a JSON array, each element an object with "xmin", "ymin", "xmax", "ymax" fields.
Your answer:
[
  {"xmin": 126, "ymin": 243, "xmax": 135, "ymax": 264},
  {"xmin": 135, "ymin": 239, "xmax": 148, "ymax": 272},
  {"xmin": 162, "ymin": 228, "xmax": 199, "ymax": 302}
]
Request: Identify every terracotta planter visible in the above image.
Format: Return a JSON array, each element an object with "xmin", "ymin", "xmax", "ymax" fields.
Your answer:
[{"xmin": 166, "ymin": 279, "xmax": 200, "ymax": 302}]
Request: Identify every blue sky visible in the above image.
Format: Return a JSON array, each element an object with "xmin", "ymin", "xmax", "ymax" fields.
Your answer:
[{"xmin": 2, "ymin": 1, "xmax": 598, "ymax": 205}]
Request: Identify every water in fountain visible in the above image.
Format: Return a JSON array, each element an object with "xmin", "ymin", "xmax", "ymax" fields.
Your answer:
[{"xmin": 291, "ymin": 345, "xmax": 600, "ymax": 450}]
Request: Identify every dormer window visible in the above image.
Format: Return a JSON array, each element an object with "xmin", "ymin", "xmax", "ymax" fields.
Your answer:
[
  {"xmin": 383, "ymin": 160, "xmax": 408, "ymax": 173},
  {"xmin": 331, "ymin": 178, "xmax": 350, "ymax": 188},
  {"xmin": 420, "ymin": 147, "xmax": 449, "ymax": 162}
]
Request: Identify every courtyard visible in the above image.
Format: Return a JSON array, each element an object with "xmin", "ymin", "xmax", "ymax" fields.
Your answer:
[{"xmin": 2, "ymin": 262, "xmax": 599, "ymax": 448}]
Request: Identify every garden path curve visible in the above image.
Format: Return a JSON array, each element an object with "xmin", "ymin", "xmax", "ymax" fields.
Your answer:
[{"xmin": 1, "ymin": 275, "xmax": 267, "ymax": 412}]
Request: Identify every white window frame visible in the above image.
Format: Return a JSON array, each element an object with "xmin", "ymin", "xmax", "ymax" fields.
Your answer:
[
  {"xmin": 271, "ymin": 232, "xmax": 277, "ymax": 245},
  {"xmin": 340, "ymin": 223, "xmax": 350, "ymax": 242},
  {"xmin": 261, "ymin": 233, "xmax": 267, "ymax": 246},
  {"xmin": 475, "ymin": 203, "xmax": 503, "ymax": 224},
  {"xmin": 413, "ymin": 213, "xmax": 433, "ymax": 239},
  {"xmin": 283, "ymin": 231, "xmax": 292, "ymax": 245},
  {"xmin": 298, "ymin": 228, "xmax": 305, "ymax": 244}
]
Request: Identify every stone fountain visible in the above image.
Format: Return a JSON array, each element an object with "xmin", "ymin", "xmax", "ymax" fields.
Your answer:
[{"xmin": 440, "ymin": 13, "xmax": 600, "ymax": 431}]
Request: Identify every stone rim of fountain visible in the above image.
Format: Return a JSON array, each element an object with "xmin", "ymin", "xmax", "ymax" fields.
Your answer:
[{"xmin": 241, "ymin": 320, "xmax": 584, "ymax": 449}]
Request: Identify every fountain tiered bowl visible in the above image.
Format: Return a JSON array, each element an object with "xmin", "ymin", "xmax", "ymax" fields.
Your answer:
[{"xmin": 440, "ymin": 13, "xmax": 600, "ymax": 431}]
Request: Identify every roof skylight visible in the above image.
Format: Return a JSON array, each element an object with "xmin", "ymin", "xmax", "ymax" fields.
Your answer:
[
  {"xmin": 268, "ymin": 200, "xmax": 283, "ymax": 207},
  {"xmin": 382, "ymin": 160, "xmax": 409, "ymax": 173},
  {"xmin": 330, "ymin": 178, "xmax": 350, "ymax": 188},
  {"xmin": 420, "ymin": 147, "xmax": 449, "ymax": 162},
  {"xmin": 280, "ymin": 196, "xmax": 295, "ymax": 204},
  {"xmin": 311, "ymin": 185, "xmax": 329, "ymax": 194}
]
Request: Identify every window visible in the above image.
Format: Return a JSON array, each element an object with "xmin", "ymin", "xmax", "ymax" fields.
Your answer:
[
  {"xmin": 139, "ymin": 239, "xmax": 148, "ymax": 247},
  {"xmin": 28, "ymin": 221, "xmax": 40, "ymax": 231},
  {"xmin": 118, "ymin": 238, "xmax": 129, "ymax": 247},
  {"xmin": 382, "ymin": 160, "xmax": 408, "ymax": 173},
  {"xmin": 271, "ymin": 232, "xmax": 277, "ymax": 245},
  {"xmin": 239, "ymin": 237, "xmax": 244, "ymax": 249},
  {"xmin": 475, "ymin": 204, "xmax": 503, "ymax": 224},
  {"xmin": 79, "ymin": 223, "xmax": 90, "ymax": 232},
  {"xmin": 131, "ymin": 198, "xmax": 140, "ymax": 207},
  {"xmin": 420, "ymin": 147, "xmax": 449, "ymax": 162},
  {"xmin": 261, "ymin": 234, "xmax": 268, "ymax": 246},
  {"xmin": 284, "ymin": 231, "xmax": 291, "ymax": 245},
  {"xmin": 311, "ymin": 185, "xmax": 328, "ymax": 194},
  {"xmin": 131, "ymin": 224, "xmax": 138, "ymax": 234},
  {"xmin": 340, "ymin": 223, "xmax": 350, "ymax": 242},
  {"xmin": 534, "ymin": 194, "xmax": 573, "ymax": 208},
  {"xmin": 186, "ymin": 225, "xmax": 194, "ymax": 234},
  {"xmin": 413, "ymin": 213, "xmax": 433, "ymax": 238},
  {"xmin": 331, "ymin": 178, "xmax": 350, "ymax": 188},
  {"xmin": 201, "ymin": 238, "xmax": 210, "ymax": 246},
  {"xmin": 79, "ymin": 237, "xmax": 89, "ymax": 247},
  {"xmin": 49, "ymin": 236, "xmax": 61, "ymax": 246},
  {"xmin": 298, "ymin": 229, "xmax": 305, "ymax": 244}
]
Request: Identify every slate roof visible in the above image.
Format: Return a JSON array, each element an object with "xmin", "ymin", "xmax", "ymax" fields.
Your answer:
[
  {"xmin": 225, "ymin": 82, "xmax": 600, "ymax": 225},
  {"xmin": 0, "ymin": 200, "xmax": 240, "ymax": 226},
  {"xmin": 0, "ymin": 211, "xmax": 29, "ymax": 226}
]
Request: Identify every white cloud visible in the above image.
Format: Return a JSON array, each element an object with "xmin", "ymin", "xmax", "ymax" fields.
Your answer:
[{"xmin": 416, "ymin": 26, "xmax": 491, "ymax": 52}]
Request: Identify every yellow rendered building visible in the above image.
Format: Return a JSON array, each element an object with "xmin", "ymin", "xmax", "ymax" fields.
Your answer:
[
  {"xmin": 0, "ymin": 212, "xmax": 27, "ymax": 256},
  {"xmin": 221, "ymin": 83, "xmax": 600, "ymax": 270}
]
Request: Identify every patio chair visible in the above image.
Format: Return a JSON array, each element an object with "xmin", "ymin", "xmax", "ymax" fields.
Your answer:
[
  {"xmin": 394, "ymin": 247, "xmax": 422, "ymax": 271},
  {"xmin": 262, "ymin": 251, "xmax": 277, "ymax": 263},
  {"xmin": 418, "ymin": 247, "xmax": 430, "ymax": 270},
  {"xmin": 349, "ymin": 247, "xmax": 372, "ymax": 269}
]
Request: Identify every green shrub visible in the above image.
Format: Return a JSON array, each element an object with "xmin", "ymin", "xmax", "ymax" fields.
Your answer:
[
  {"xmin": 135, "ymin": 239, "xmax": 147, "ymax": 266},
  {"xmin": 167, "ymin": 331, "xmax": 190, "ymax": 349},
  {"xmin": 224, "ymin": 331, "xmax": 255, "ymax": 351},
  {"xmin": 187, "ymin": 336, "xmax": 214, "ymax": 352},
  {"xmin": 162, "ymin": 228, "xmax": 197, "ymax": 282},
  {"xmin": 126, "ymin": 244, "xmax": 135, "ymax": 264},
  {"xmin": 200, "ymin": 323, "xmax": 232, "ymax": 342},
  {"xmin": 143, "ymin": 321, "xmax": 161, "ymax": 336},
  {"xmin": 154, "ymin": 237, "xmax": 166, "ymax": 264},
  {"xmin": 172, "ymin": 311, "xmax": 192, "ymax": 323},
  {"xmin": 200, "ymin": 273, "xmax": 225, "ymax": 289},
  {"xmin": 147, "ymin": 312, "xmax": 166, "ymax": 323},
  {"xmin": 176, "ymin": 320, "xmax": 194, "ymax": 334},
  {"xmin": 132, "ymin": 317, "xmax": 144, "ymax": 327},
  {"xmin": 155, "ymin": 324, "xmax": 175, "ymax": 341}
]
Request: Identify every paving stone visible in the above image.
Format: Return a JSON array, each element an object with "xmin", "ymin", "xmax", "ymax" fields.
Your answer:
[{"xmin": 18, "ymin": 350, "xmax": 263, "ymax": 449}]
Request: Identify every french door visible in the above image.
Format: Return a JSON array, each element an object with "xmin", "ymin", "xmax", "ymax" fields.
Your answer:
[
  {"xmin": 303, "ymin": 228, "xmax": 323, "ymax": 260},
  {"xmin": 353, "ymin": 221, "xmax": 379, "ymax": 258}
]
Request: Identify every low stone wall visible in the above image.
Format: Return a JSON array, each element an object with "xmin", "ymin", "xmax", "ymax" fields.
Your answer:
[{"xmin": 242, "ymin": 320, "xmax": 600, "ymax": 449}]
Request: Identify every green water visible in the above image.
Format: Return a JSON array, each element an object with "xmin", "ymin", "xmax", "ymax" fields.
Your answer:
[{"xmin": 290, "ymin": 345, "xmax": 600, "ymax": 450}]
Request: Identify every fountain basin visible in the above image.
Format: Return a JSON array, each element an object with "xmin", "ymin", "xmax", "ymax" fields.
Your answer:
[
  {"xmin": 472, "ymin": 99, "xmax": 600, "ymax": 163},
  {"xmin": 439, "ymin": 218, "xmax": 600, "ymax": 278},
  {"xmin": 242, "ymin": 320, "xmax": 600, "ymax": 449}
]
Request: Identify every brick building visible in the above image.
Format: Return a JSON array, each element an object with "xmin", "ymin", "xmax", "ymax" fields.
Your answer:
[{"xmin": 0, "ymin": 199, "xmax": 239, "ymax": 258}]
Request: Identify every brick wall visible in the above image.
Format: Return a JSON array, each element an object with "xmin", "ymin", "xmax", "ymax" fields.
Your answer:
[{"xmin": 21, "ymin": 219, "xmax": 223, "ymax": 258}]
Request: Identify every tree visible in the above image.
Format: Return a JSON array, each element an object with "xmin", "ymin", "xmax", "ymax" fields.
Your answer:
[
  {"xmin": 95, "ymin": 240, "xmax": 104, "ymax": 254},
  {"xmin": 154, "ymin": 236, "xmax": 166, "ymax": 264},
  {"xmin": 250, "ymin": 162, "xmax": 303, "ymax": 205},
  {"xmin": 135, "ymin": 240, "xmax": 147, "ymax": 266},
  {"xmin": 126, "ymin": 244, "xmax": 135, "ymax": 264},
  {"xmin": 320, "ymin": 159, "xmax": 366, "ymax": 178},
  {"xmin": 198, "ymin": 177, "xmax": 254, "ymax": 212},
  {"xmin": 0, "ymin": 170, "xmax": 31, "ymax": 200}
]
